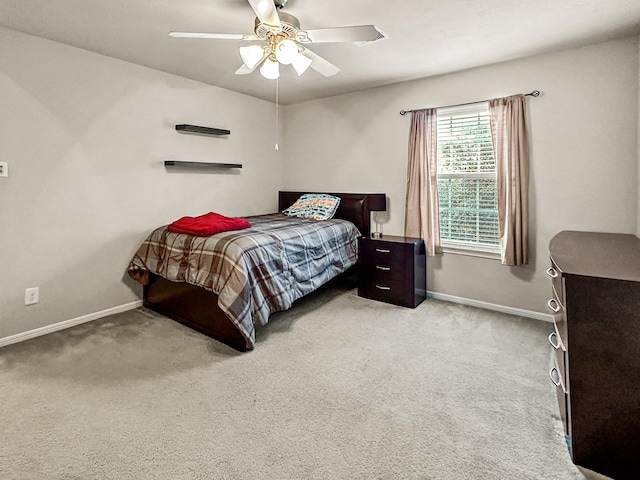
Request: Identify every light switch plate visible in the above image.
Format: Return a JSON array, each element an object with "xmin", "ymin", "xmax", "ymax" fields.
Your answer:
[{"xmin": 0, "ymin": 162, "xmax": 8, "ymax": 177}]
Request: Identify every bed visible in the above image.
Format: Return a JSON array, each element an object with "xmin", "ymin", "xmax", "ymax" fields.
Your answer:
[{"xmin": 127, "ymin": 191, "xmax": 386, "ymax": 351}]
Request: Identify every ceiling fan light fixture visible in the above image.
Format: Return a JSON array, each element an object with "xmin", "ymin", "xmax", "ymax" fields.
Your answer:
[
  {"xmin": 171, "ymin": 0, "xmax": 385, "ymax": 81},
  {"xmin": 260, "ymin": 56, "xmax": 280, "ymax": 79},
  {"xmin": 291, "ymin": 53, "xmax": 313, "ymax": 76},
  {"xmin": 274, "ymin": 39, "xmax": 299, "ymax": 64},
  {"xmin": 239, "ymin": 45, "xmax": 265, "ymax": 69}
]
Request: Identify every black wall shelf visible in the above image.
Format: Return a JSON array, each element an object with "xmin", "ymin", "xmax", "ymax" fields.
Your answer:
[
  {"xmin": 164, "ymin": 161, "xmax": 242, "ymax": 169},
  {"xmin": 175, "ymin": 124, "xmax": 230, "ymax": 136}
]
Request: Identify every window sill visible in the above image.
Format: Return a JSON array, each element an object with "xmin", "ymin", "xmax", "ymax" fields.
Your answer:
[{"xmin": 441, "ymin": 244, "xmax": 501, "ymax": 260}]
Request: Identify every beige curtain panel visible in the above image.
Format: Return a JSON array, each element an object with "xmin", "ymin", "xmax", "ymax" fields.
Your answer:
[
  {"xmin": 489, "ymin": 94, "xmax": 530, "ymax": 266},
  {"xmin": 405, "ymin": 108, "xmax": 441, "ymax": 256}
]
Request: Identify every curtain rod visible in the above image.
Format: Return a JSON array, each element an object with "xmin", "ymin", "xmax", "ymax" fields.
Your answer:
[{"xmin": 399, "ymin": 90, "xmax": 540, "ymax": 116}]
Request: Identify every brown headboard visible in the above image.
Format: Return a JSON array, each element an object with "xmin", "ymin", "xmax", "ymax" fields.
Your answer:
[{"xmin": 278, "ymin": 191, "xmax": 387, "ymax": 236}]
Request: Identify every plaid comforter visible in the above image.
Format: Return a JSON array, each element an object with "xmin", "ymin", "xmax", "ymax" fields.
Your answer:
[{"xmin": 128, "ymin": 213, "xmax": 359, "ymax": 349}]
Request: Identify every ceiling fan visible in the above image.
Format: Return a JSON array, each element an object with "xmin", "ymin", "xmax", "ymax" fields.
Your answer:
[{"xmin": 169, "ymin": 0, "xmax": 388, "ymax": 80}]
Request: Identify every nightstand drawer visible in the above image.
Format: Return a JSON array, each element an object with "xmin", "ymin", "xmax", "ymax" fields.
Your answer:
[
  {"xmin": 359, "ymin": 264, "xmax": 405, "ymax": 283},
  {"xmin": 359, "ymin": 278, "xmax": 407, "ymax": 307},
  {"xmin": 359, "ymin": 240, "xmax": 407, "ymax": 268}
]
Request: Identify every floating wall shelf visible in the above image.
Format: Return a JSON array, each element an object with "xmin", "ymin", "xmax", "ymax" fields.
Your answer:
[
  {"xmin": 164, "ymin": 161, "xmax": 242, "ymax": 169},
  {"xmin": 175, "ymin": 124, "xmax": 230, "ymax": 136}
]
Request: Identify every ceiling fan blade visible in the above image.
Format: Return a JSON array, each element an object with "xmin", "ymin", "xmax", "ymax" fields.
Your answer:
[
  {"xmin": 235, "ymin": 52, "xmax": 269, "ymax": 75},
  {"xmin": 235, "ymin": 64, "xmax": 253, "ymax": 75},
  {"xmin": 235, "ymin": 62, "xmax": 264, "ymax": 75},
  {"xmin": 300, "ymin": 25, "xmax": 388, "ymax": 44},
  {"xmin": 301, "ymin": 49, "xmax": 339, "ymax": 77},
  {"xmin": 169, "ymin": 32, "xmax": 259, "ymax": 41},
  {"xmin": 247, "ymin": 0, "xmax": 281, "ymax": 27}
]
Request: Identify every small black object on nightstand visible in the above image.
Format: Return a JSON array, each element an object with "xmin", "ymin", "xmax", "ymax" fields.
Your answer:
[{"xmin": 357, "ymin": 235, "xmax": 426, "ymax": 308}]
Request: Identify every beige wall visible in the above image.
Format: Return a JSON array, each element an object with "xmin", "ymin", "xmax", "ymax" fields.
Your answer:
[
  {"xmin": 1, "ymin": 28, "xmax": 638, "ymax": 342},
  {"xmin": 0, "ymin": 28, "xmax": 284, "ymax": 339},
  {"xmin": 283, "ymin": 36, "xmax": 639, "ymax": 313}
]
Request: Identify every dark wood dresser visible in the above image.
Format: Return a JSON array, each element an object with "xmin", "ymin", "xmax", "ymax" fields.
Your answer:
[
  {"xmin": 357, "ymin": 235, "xmax": 426, "ymax": 308},
  {"xmin": 547, "ymin": 231, "xmax": 640, "ymax": 480}
]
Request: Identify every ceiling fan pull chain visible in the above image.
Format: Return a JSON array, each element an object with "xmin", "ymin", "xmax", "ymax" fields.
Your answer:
[{"xmin": 275, "ymin": 78, "xmax": 279, "ymax": 152}]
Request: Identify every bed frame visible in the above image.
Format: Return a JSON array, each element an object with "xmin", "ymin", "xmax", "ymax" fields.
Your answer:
[{"xmin": 143, "ymin": 191, "xmax": 386, "ymax": 351}]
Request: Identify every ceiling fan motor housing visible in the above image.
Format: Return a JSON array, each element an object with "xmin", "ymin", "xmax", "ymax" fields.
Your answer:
[{"xmin": 254, "ymin": 11, "xmax": 300, "ymax": 41}]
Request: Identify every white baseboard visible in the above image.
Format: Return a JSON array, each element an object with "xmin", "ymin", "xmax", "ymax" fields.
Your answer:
[
  {"xmin": 0, "ymin": 293, "xmax": 550, "ymax": 349},
  {"xmin": 427, "ymin": 291, "xmax": 553, "ymax": 322},
  {"xmin": 0, "ymin": 300, "xmax": 143, "ymax": 349}
]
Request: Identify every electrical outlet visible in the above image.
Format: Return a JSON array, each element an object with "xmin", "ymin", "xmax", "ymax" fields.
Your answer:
[
  {"xmin": 25, "ymin": 287, "xmax": 39, "ymax": 306},
  {"xmin": 0, "ymin": 162, "xmax": 7, "ymax": 177}
]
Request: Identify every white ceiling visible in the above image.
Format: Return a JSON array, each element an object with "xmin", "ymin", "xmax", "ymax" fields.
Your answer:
[{"xmin": 1, "ymin": 0, "xmax": 639, "ymax": 105}]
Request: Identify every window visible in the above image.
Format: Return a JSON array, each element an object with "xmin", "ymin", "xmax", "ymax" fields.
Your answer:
[{"xmin": 436, "ymin": 103, "xmax": 499, "ymax": 254}]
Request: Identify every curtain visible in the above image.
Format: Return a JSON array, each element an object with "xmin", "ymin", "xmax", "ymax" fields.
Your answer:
[
  {"xmin": 488, "ymin": 95, "xmax": 530, "ymax": 266},
  {"xmin": 405, "ymin": 108, "xmax": 441, "ymax": 256}
]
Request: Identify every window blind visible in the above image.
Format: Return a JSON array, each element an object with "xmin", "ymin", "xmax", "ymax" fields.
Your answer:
[{"xmin": 436, "ymin": 105, "xmax": 499, "ymax": 250}]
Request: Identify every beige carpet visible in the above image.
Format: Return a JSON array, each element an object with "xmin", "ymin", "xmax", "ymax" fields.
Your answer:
[{"xmin": 1, "ymin": 282, "xmax": 587, "ymax": 479}]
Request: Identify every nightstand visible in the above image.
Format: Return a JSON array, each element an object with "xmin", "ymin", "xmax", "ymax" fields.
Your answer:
[{"xmin": 357, "ymin": 235, "xmax": 426, "ymax": 308}]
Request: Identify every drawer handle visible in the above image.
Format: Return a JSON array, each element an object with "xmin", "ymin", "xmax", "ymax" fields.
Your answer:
[
  {"xmin": 548, "ymin": 332, "xmax": 560, "ymax": 350},
  {"xmin": 375, "ymin": 266, "xmax": 391, "ymax": 271},
  {"xmin": 375, "ymin": 248, "xmax": 391, "ymax": 253},
  {"xmin": 546, "ymin": 267, "xmax": 558, "ymax": 279},
  {"xmin": 375, "ymin": 285, "xmax": 391, "ymax": 291},
  {"xmin": 549, "ymin": 367, "xmax": 561, "ymax": 387},
  {"xmin": 546, "ymin": 298, "xmax": 561, "ymax": 313}
]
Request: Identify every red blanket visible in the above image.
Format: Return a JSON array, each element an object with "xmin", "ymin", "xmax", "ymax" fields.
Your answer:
[{"xmin": 168, "ymin": 212, "xmax": 251, "ymax": 237}]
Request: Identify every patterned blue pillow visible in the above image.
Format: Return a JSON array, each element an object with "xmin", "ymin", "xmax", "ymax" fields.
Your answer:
[{"xmin": 282, "ymin": 194, "xmax": 341, "ymax": 221}]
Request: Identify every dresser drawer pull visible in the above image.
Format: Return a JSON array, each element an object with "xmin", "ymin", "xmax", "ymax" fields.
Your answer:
[
  {"xmin": 375, "ymin": 266, "xmax": 391, "ymax": 271},
  {"xmin": 548, "ymin": 332, "xmax": 561, "ymax": 350},
  {"xmin": 375, "ymin": 285, "xmax": 391, "ymax": 291},
  {"xmin": 547, "ymin": 298, "xmax": 561, "ymax": 313},
  {"xmin": 546, "ymin": 267, "xmax": 559, "ymax": 279},
  {"xmin": 375, "ymin": 248, "xmax": 391, "ymax": 253},
  {"xmin": 549, "ymin": 367, "xmax": 561, "ymax": 388}
]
